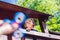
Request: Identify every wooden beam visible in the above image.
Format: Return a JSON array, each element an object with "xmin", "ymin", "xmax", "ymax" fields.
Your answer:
[
  {"xmin": 0, "ymin": 1, "xmax": 50, "ymax": 20},
  {"xmin": 19, "ymin": 28, "xmax": 60, "ymax": 40}
]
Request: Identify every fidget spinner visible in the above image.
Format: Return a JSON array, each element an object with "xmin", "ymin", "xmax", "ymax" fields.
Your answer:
[{"xmin": 13, "ymin": 29, "xmax": 24, "ymax": 38}]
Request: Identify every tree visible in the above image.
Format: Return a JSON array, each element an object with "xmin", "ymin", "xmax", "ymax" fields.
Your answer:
[{"xmin": 16, "ymin": 0, "xmax": 58, "ymax": 15}]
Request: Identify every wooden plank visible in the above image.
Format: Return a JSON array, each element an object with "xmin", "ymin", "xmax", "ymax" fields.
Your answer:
[{"xmin": 19, "ymin": 28, "xmax": 60, "ymax": 40}]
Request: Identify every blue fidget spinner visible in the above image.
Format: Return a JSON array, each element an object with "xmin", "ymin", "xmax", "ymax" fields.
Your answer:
[
  {"xmin": 3, "ymin": 19, "xmax": 11, "ymax": 24},
  {"xmin": 13, "ymin": 29, "xmax": 25, "ymax": 38},
  {"xmin": 12, "ymin": 12, "xmax": 26, "ymax": 38}
]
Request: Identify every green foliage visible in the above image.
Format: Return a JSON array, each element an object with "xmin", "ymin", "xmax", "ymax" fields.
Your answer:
[
  {"xmin": 46, "ymin": 13, "xmax": 60, "ymax": 32},
  {"xmin": 16, "ymin": 0, "xmax": 58, "ymax": 15},
  {"xmin": 33, "ymin": 18, "xmax": 41, "ymax": 32},
  {"xmin": 15, "ymin": 0, "xmax": 60, "ymax": 32},
  {"xmin": 34, "ymin": 25, "xmax": 41, "ymax": 32}
]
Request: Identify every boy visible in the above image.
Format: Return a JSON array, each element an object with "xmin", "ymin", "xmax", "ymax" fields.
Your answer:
[{"xmin": 24, "ymin": 18, "xmax": 37, "ymax": 32}]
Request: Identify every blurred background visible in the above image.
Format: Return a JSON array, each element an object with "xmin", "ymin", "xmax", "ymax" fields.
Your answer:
[{"xmin": 0, "ymin": 0, "xmax": 60, "ymax": 33}]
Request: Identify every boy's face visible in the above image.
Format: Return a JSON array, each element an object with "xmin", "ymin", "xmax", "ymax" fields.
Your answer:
[{"xmin": 24, "ymin": 18, "xmax": 34, "ymax": 31}]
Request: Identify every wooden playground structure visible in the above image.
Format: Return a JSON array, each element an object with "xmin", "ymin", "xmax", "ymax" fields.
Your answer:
[{"xmin": 0, "ymin": 1, "xmax": 60, "ymax": 40}]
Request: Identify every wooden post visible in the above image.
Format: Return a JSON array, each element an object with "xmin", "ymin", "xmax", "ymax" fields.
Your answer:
[
  {"xmin": 7, "ymin": 34, "xmax": 12, "ymax": 40},
  {"xmin": 41, "ymin": 21, "xmax": 49, "ymax": 33},
  {"xmin": 39, "ymin": 17, "xmax": 49, "ymax": 33},
  {"xmin": 21, "ymin": 37, "xmax": 25, "ymax": 40}
]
